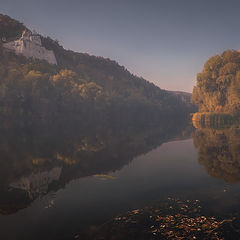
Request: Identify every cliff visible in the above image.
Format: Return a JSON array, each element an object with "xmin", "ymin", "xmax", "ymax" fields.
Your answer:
[
  {"xmin": 0, "ymin": 13, "xmax": 195, "ymax": 125},
  {"xmin": 3, "ymin": 30, "xmax": 57, "ymax": 65}
]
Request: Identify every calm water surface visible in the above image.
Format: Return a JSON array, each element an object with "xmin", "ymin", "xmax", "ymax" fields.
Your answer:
[{"xmin": 1, "ymin": 122, "xmax": 240, "ymax": 239}]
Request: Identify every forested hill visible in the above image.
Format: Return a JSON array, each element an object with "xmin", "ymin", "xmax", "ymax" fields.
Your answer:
[{"xmin": 0, "ymin": 14, "xmax": 195, "ymax": 127}]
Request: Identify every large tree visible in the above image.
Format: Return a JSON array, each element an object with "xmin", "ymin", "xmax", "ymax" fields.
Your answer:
[{"xmin": 192, "ymin": 50, "xmax": 240, "ymax": 114}]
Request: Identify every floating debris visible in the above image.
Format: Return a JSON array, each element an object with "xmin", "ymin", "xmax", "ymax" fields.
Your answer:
[
  {"xmin": 93, "ymin": 174, "xmax": 117, "ymax": 180},
  {"xmin": 132, "ymin": 209, "xmax": 139, "ymax": 214},
  {"xmin": 89, "ymin": 198, "xmax": 240, "ymax": 240}
]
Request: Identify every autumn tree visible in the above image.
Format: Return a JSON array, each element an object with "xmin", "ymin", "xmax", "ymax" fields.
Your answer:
[{"xmin": 192, "ymin": 50, "xmax": 240, "ymax": 114}]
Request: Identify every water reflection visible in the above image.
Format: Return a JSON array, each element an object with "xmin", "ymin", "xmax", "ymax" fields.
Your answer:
[
  {"xmin": 193, "ymin": 124, "xmax": 240, "ymax": 183},
  {"xmin": 0, "ymin": 118, "xmax": 192, "ymax": 215}
]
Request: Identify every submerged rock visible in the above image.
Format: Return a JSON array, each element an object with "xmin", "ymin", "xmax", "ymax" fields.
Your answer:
[{"xmin": 84, "ymin": 198, "xmax": 240, "ymax": 240}]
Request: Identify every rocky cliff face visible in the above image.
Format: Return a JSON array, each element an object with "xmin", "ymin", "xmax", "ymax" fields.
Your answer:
[{"xmin": 3, "ymin": 30, "xmax": 57, "ymax": 65}]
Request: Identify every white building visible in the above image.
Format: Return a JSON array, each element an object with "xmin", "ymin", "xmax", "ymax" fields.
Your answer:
[{"xmin": 3, "ymin": 30, "xmax": 57, "ymax": 65}]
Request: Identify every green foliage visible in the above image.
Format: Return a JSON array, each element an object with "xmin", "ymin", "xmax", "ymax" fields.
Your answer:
[
  {"xmin": 0, "ymin": 13, "xmax": 195, "ymax": 128},
  {"xmin": 192, "ymin": 50, "xmax": 240, "ymax": 114},
  {"xmin": 0, "ymin": 14, "xmax": 26, "ymax": 40}
]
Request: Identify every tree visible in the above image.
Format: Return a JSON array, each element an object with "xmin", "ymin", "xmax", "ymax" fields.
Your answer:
[{"xmin": 192, "ymin": 50, "xmax": 240, "ymax": 114}]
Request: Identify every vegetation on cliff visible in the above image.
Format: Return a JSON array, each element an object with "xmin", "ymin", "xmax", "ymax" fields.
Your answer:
[
  {"xmin": 0, "ymin": 13, "xmax": 194, "ymax": 128},
  {"xmin": 0, "ymin": 14, "xmax": 25, "ymax": 40}
]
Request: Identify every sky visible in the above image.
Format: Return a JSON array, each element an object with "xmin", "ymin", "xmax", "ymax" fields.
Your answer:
[{"xmin": 1, "ymin": 0, "xmax": 240, "ymax": 92}]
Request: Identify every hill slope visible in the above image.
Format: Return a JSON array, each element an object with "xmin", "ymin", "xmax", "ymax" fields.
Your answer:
[{"xmin": 0, "ymin": 13, "xmax": 195, "ymax": 127}]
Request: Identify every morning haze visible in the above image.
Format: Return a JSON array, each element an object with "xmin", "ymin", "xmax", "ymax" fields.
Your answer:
[
  {"xmin": 2, "ymin": 0, "xmax": 240, "ymax": 92},
  {"xmin": 1, "ymin": 1, "xmax": 240, "ymax": 239}
]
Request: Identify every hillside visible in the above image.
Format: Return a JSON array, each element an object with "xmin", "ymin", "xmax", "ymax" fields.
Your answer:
[{"xmin": 0, "ymin": 14, "xmax": 195, "ymax": 128}]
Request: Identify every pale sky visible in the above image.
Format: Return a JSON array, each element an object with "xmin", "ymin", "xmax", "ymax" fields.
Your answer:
[{"xmin": 1, "ymin": 0, "xmax": 240, "ymax": 92}]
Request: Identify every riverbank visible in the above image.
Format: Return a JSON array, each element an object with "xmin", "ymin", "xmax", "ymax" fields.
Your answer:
[{"xmin": 192, "ymin": 112, "xmax": 239, "ymax": 128}]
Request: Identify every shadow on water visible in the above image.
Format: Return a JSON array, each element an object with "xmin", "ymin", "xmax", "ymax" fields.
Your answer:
[{"xmin": 0, "ymin": 117, "xmax": 192, "ymax": 215}]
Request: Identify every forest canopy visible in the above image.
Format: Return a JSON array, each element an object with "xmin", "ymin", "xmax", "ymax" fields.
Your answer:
[
  {"xmin": 192, "ymin": 50, "xmax": 240, "ymax": 115},
  {"xmin": 0, "ymin": 13, "xmax": 195, "ymax": 129}
]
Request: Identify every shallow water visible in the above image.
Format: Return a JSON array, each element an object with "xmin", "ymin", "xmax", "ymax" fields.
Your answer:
[{"xmin": 1, "ymin": 123, "xmax": 240, "ymax": 239}]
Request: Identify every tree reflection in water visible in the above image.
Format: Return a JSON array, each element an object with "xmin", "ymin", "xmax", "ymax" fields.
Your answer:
[
  {"xmin": 0, "ymin": 117, "xmax": 191, "ymax": 215},
  {"xmin": 193, "ymin": 123, "xmax": 240, "ymax": 183}
]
